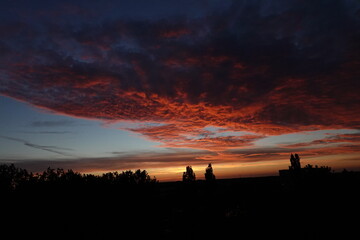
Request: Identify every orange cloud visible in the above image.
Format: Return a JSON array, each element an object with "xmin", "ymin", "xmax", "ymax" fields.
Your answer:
[
  {"xmin": 1, "ymin": 1, "xmax": 360, "ymax": 178},
  {"xmin": 130, "ymin": 123, "xmax": 264, "ymax": 151}
]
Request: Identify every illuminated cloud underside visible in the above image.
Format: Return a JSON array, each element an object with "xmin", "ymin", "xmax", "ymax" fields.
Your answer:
[{"xmin": 1, "ymin": 0, "xmax": 360, "ymax": 177}]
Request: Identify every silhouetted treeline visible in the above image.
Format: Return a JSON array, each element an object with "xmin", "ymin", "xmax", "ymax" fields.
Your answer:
[
  {"xmin": 0, "ymin": 164, "xmax": 157, "ymax": 193},
  {"xmin": 1, "ymin": 163, "xmax": 359, "ymax": 239},
  {"xmin": 1, "ymin": 164, "xmax": 161, "ymax": 238}
]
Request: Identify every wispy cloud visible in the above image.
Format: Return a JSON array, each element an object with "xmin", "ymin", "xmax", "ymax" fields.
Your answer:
[
  {"xmin": 20, "ymin": 131, "xmax": 74, "ymax": 134},
  {"xmin": 0, "ymin": 135, "xmax": 75, "ymax": 157},
  {"xmin": 281, "ymin": 133, "xmax": 360, "ymax": 148},
  {"xmin": 2, "ymin": 149, "xmax": 215, "ymax": 173},
  {"xmin": 4, "ymin": 142, "xmax": 360, "ymax": 177},
  {"xmin": 29, "ymin": 120, "xmax": 75, "ymax": 127}
]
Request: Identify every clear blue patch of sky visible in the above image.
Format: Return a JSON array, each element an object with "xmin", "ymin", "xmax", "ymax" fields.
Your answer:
[{"xmin": 0, "ymin": 96, "xmax": 158, "ymax": 160}]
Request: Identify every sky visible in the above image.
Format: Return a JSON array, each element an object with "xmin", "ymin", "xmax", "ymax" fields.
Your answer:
[{"xmin": 1, "ymin": 0, "xmax": 360, "ymax": 182}]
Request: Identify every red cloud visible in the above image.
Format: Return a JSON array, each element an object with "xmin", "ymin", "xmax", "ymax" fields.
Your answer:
[
  {"xmin": 1, "ymin": 2, "xmax": 360, "ymax": 173},
  {"xmin": 129, "ymin": 123, "xmax": 264, "ymax": 151},
  {"xmin": 2, "ymin": 72, "xmax": 359, "ymax": 154}
]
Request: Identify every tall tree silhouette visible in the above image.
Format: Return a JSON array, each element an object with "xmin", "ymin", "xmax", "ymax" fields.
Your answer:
[
  {"xmin": 183, "ymin": 166, "xmax": 196, "ymax": 182},
  {"xmin": 290, "ymin": 153, "xmax": 301, "ymax": 170},
  {"xmin": 205, "ymin": 163, "xmax": 216, "ymax": 182}
]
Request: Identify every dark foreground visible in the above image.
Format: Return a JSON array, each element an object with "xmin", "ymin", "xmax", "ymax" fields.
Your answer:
[{"xmin": 2, "ymin": 173, "xmax": 359, "ymax": 239}]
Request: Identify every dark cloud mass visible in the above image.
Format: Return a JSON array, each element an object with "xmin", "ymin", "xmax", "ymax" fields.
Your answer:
[{"xmin": 1, "ymin": 0, "xmax": 360, "ymax": 150}]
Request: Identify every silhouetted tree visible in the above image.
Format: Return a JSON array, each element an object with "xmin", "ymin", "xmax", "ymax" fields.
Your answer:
[
  {"xmin": 134, "ymin": 169, "xmax": 157, "ymax": 184},
  {"xmin": 290, "ymin": 153, "xmax": 301, "ymax": 170},
  {"xmin": 0, "ymin": 164, "xmax": 32, "ymax": 191},
  {"xmin": 304, "ymin": 164, "xmax": 332, "ymax": 172},
  {"xmin": 102, "ymin": 169, "xmax": 158, "ymax": 185},
  {"xmin": 183, "ymin": 166, "xmax": 196, "ymax": 182},
  {"xmin": 205, "ymin": 163, "xmax": 216, "ymax": 182},
  {"xmin": 304, "ymin": 164, "xmax": 313, "ymax": 169}
]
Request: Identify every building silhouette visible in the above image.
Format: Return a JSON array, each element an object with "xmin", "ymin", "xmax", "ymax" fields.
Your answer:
[{"xmin": 279, "ymin": 153, "xmax": 332, "ymax": 186}]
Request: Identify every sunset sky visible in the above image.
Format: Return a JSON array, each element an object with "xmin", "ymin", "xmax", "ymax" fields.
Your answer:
[{"xmin": 1, "ymin": 0, "xmax": 360, "ymax": 181}]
